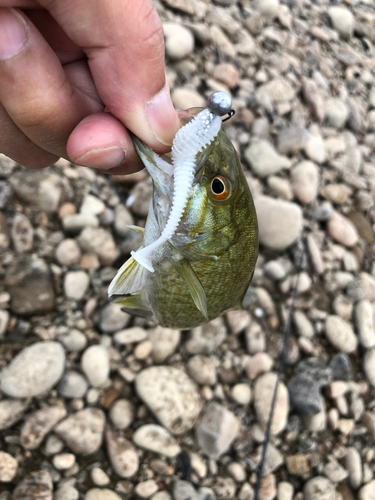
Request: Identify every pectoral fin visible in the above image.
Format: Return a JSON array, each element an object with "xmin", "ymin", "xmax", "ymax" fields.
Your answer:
[
  {"xmin": 108, "ymin": 255, "xmax": 147, "ymax": 297},
  {"xmin": 115, "ymin": 293, "xmax": 153, "ymax": 318},
  {"xmin": 171, "ymin": 258, "xmax": 208, "ymax": 321},
  {"xmin": 128, "ymin": 225, "xmax": 145, "ymax": 235}
]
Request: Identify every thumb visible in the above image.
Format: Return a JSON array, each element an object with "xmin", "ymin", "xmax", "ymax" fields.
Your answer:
[{"xmin": 38, "ymin": 0, "xmax": 180, "ymax": 149}]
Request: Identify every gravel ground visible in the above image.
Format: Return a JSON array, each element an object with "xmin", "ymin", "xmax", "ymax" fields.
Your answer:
[{"xmin": 1, "ymin": 0, "xmax": 375, "ymax": 499}]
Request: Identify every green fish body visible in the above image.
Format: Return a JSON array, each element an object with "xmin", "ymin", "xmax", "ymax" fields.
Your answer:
[{"xmin": 109, "ymin": 113, "xmax": 258, "ymax": 329}]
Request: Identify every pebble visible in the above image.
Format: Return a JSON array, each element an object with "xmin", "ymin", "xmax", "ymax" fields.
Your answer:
[
  {"xmin": 114, "ymin": 204, "xmax": 134, "ymax": 237},
  {"xmin": 54, "ymin": 408, "xmax": 105, "ymax": 455},
  {"xmin": 58, "ymin": 370, "xmax": 88, "ymax": 398},
  {"xmin": 244, "ymin": 140, "xmax": 290, "ymax": 177},
  {"xmin": 99, "ymin": 303, "xmax": 130, "ymax": 333},
  {"xmin": 64, "ymin": 270, "xmax": 90, "ymax": 300},
  {"xmin": 12, "ymin": 470, "xmax": 53, "ymax": 500},
  {"xmin": 364, "ymin": 349, "xmax": 375, "ymax": 387},
  {"xmin": 134, "ymin": 340, "xmax": 153, "ymax": 360},
  {"xmin": 325, "ymin": 99, "xmax": 349, "ymax": 128},
  {"xmin": 226, "ymin": 310, "xmax": 251, "ymax": 334},
  {"xmin": 135, "ymin": 480, "xmax": 159, "ymax": 499},
  {"xmin": 302, "ymin": 78, "xmax": 325, "ymax": 123},
  {"xmin": 11, "ymin": 213, "xmax": 33, "ymax": 253},
  {"xmin": 62, "ymin": 213, "xmax": 99, "ymax": 234},
  {"xmin": 303, "ymin": 477, "xmax": 336, "ymax": 500},
  {"xmin": 81, "ymin": 344, "xmax": 110, "ymax": 387},
  {"xmin": 288, "ymin": 373, "xmax": 324, "ymax": 416},
  {"xmin": 0, "ymin": 399, "xmax": 29, "ymax": 430},
  {"xmin": 295, "ymin": 358, "xmax": 332, "ymax": 388},
  {"xmin": 346, "ymin": 446, "xmax": 362, "ymax": 489},
  {"xmin": 256, "ymin": 78, "xmax": 295, "ymax": 104},
  {"xmin": 328, "ymin": 6, "xmax": 354, "ymax": 39},
  {"xmin": 77, "ymin": 227, "xmax": 117, "ymax": 266},
  {"xmin": 132, "ymin": 424, "xmax": 181, "ymax": 458},
  {"xmin": 55, "ymin": 239, "xmax": 81, "ymax": 266},
  {"xmin": 321, "ymin": 184, "xmax": 352, "ymax": 205},
  {"xmin": 58, "ymin": 329, "xmax": 87, "ymax": 352},
  {"xmin": 164, "ymin": 23, "xmax": 195, "ymax": 60},
  {"xmin": 227, "ymin": 462, "xmax": 246, "ymax": 483},
  {"xmin": 187, "ymin": 355, "xmax": 217, "ymax": 385},
  {"xmin": 230, "ymin": 384, "xmax": 252, "ymax": 405},
  {"xmin": 195, "ymin": 401, "xmax": 240, "ymax": 458},
  {"xmin": 257, "ymin": 443, "xmax": 284, "ymax": 476},
  {"xmin": 114, "ymin": 327, "xmax": 148, "ymax": 344},
  {"xmin": 171, "ymin": 88, "xmax": 205, "ymax": 109},
  {"xmin": 90, "ymin": 467, "xmax": 110, "ymax": 486},
  {"xmin": 293, "ymin": 311, "xmax": 314, "ymax": 338},
  {"xmin": 304, "ymin": 128, "xmax": 327, "ymax": 164},
  {"xmin": 254, "ymin": 373, "xmax": 289, "ymax": 435},
  {"xmin": 246, "ymin": 352, "xmax": 273, "ymax": 379},
  {"xmin": 52, "ymin": 453, "xmax": 76, "ymax": 470},
  {"xmin": 277, "ymin": 127, "xmax": 307, "ymax": 155},
  {"xmin": 213, "ymin": 63, "xmax": 240, "ymax": 88},
  {"xmin": 54, "ymin": 485, "xmax": 79, "ymax": 500},
  {"xmin": 0, "ymin": 309, "xmax": 9, "ymax": 339},
  {"xmin": 173, "ymin": 481, "xmax": 199, "ymax": 500},
  {"xmin": 0, "ymin": 341, "xmax": 65, "ymax": 398},
  {"xmin": 329, "ymin": 354, "xmax": 352, "ymax": 381},
  {"xmin": 80, "ymin": 194, "xmax": 105, "ymax": 216},
  {"xmin": 20, "ymin": 406, "xmax": 67, "ymax": 450},
  {"xmin": 136, "ymin": 366, "xmax": 201, "ymax": 435},
  {"xmin": 258, "ymin": 474, "xmax": 277, "ymax": 500},
  {"xmin": 186, "ymin": 317, "xmax": 226, "ymax": 355},
  {"xmin": 327, "ymin": 212, "xmax": 359, "ymax": 247},
  {"xmin": 277, "ymin": 482, "xmax": 294, "ymax": 500},
  {"xmin": 148, "ymin": 326, "xmax": 181, "ymax": 363},
  {"xmin": 109, "ymin": 399, "xmax": 135, "ymax": 430},
  {"xmin": 0, "ymin": 451, "xmax": 18, "ymax": 482},
  {"xmin": 355, "ymin": 300, "xmax": 375, "ymax": 348},
  {"xmin": 105, "ymin": 426, "xmax": 139, "ymax": 478},
  {"xmin": 324, "ymin": 459, "xmax": 348, "ymax": 483},
  {"xmin": 254, "ymin": 196, "xmax": 303, "ymax": 251},
  {"xmin": 85, "ymin": 489, "xmax": 121, "ymax": 500},
  {"xmin": 291, "ymin": 161, "xmax": 319, "ymax": 204},
  {"xmin": 325, "ymin": 315, "xmax": 358, "ymax": 353},
  {"xmin": 359, "ymin": 480, "xmax": 375, "ymax": 500}
]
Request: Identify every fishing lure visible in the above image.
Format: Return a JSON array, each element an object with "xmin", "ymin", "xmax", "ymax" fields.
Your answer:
[{"xmin": 109, "ymin": 91, "xmax": 258, "ymax": 329}]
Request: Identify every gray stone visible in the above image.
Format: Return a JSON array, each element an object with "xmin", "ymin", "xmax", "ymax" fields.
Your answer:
[
  {"xmin": 0, "ymin": 181, "xmax": 12, "ymax": 209},
  {"xmin": 136, "ymin": 366, "xmax": 201, "ymax": 435},
  {"xmin": 254, "ymin": 196, "xmax": 303, "ymax": 251},
  {"xmin": 256, "ymin": 78, "xmax": 295, "ymax": 104},
  {"xmin": 54, "ymin": 408, "xmax": 105, "ymax": 455},
  {"xmin": 303, "ymin": 477, "xmax": 335, "ymax": 500},
  {"xmin": 302, "ymin": 78, "xmax": 325, "ymax": 122},
  {"xmin": 58, "ymin": 371, "xmax": 88, "ymax": 399},
  {"xmin": 77, "ymin": 227, "xmax": 117, "ymax": 266},
  {"xmin": 186, "ymin": 317, "xmax": 226, "ymax": 354},
  {"xmin": 99, "ymin": 303, "xmax": 130, "ymax": 333},
  {"xmin": 105, "ymin": 426, "xmax": 139, "ymax": 478},
  {"xmin": 288, "ymin": 374, "xmax": 324, "ymax": 416},
  {"xmin": 195, "ymin": 402, "xmax": 240, "ymax": 458},
  {"xmin": 325, "ymin": 315, "xmax": 358, "ymax": 353},
  {"xmin": 244, "ymin": 140, "xmax": 290, "ymax": 178},
  {"xmin": 325, "ymin": 99, "xmax": 349, "ymax": 128},
  {"xmin": 173, "ymin": 481, "xmax": 199, "ymax": 500},
  {"xmin": 0, "ymin": 341, "xmax": 65, "ymax": 398},
  {"xmin": 64, "ymin": 270, "xmax": 90, "ymax": 300},
  {"xmin": 81, "ymin": 344, "xmax": 110, "ymax": 387},
  {"xmin": 12, "ymin": 471, "xmax": 53, "ymax": 500},
  {"xmin": 11, "ymin": 213, "xmax": 33, "ymax": 253},
  {"xmin": 62, "ymin": 214, "xmax": 99, "ymax": 234},
  {"xmin": 255, "ymin": 443, "xmax": 284, "ymax": 476},
  {"xmin": 295, "ymin": 358, "xmax": 332, "ymax": 387},
  {"xmin": 109, "ymin": 399, "xmax": 135, "ymax": 430},
  {"xmin": 148, "ymin": 326, "xmax": 181, "ymax": 363},
  {"xmin": 0, "ymin": 399, "xmax": 28, "ymax": 430},
  {"xmin": 134, "ymin": 480, "xmax": 158, "ymax": 499},
  {"xmin": 20, "ymin": 406, "xmax": 67, "ymax": 450},
  {"xmin": 55, "ymin": 239, "xmax": 81, "ymax": 266},
  {"xmin": 132, "ymin": 424, "xmax": 181, "ymax": 458},
  {"xmin": 114, "ymin": 204, "xmax": 134, "ymax": 237},
  {"xmin": 187, "ymin": 356, "xmax": 216, "ymax": 386},
  {"xmin": 58, "ymin": 329, "xmax": 87, "ymax": 352},
  {"xmin": 329, "ymin": 354, "xmax": 352, "ymax": 381}
]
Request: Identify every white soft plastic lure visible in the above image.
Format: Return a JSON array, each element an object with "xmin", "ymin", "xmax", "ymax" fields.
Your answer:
[{"xmin": 128, "ymin": 91, "xmax": 233, "ymax": 272}]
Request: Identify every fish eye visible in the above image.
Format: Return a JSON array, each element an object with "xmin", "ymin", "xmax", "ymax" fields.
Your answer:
[{"xmin": 210, "ymin": 175, "xmax": 230, "ymax": 201}]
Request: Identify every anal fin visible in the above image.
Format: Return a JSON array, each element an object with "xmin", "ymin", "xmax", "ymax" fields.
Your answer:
[
  {"xmin": 115, "ymin": 293, "xmax": 153, "ymax": 318},
  {"xmin": 171, "ymin": 258, "xmax": 208, "ymax": 321},
  {"xmin": 108, "ymin": 255, "xmax": 147, "ymax": 297}
]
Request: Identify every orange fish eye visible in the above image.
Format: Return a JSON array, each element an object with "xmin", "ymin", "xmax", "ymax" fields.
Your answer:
[{"xmin": 210, "ymin": 175, "xmax": 230, "ymax": 201}]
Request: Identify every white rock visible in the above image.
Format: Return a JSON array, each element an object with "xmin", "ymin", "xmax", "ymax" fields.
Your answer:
[
  {"xmin": 172, "ymin": 88, "xmax": 205, "ymax": 109},
  {"xmin": 54, "ymin": 408, "xmax": 105, "ymax": 455},
  {"xmin": 355, "ymin": 300, "xmax": 375, "ymax": 349},
  {"xmin": 195, "ymin": 402, "xmax": 240, "ymax": 458},
  {"xmin": 52, "ymin": 453, "xmax": 76, "ymax": 470},
  {"xmin": 346, "ymin": 447, "xmax": 362, "ymax": 489},
  {"xmin": 0, "ymin": 341, "xmax": 65, "ymax": 398},
  {"xmin": 135, "ymin": 366, "xmax": 201, "ymax": 435},
  {"xmin": 325, "ymin": 315, "xmax": 358, "ymax": 353},
  {"xmin": 135, "ymin": 480, "xmax": 159, "ymax": 499},
  {"xmin": 20, "ymin": 406, "xmax": 67, "ymax": 450},
  {"xmin": 327, "ymin": 212, "xmax": 358, "ymax": 247},
  {"xmin": 58, "ymin": 329, "xmax": 87, "ymax": 352},
  {"xmin": 325, "ymin": 99, "xmax": 349, "ymax": 128},
  {"xmin": 244, "ymin": 140, "xmax": 290, "ymax": 177},
  {"xmin": 85, "ymin": 489, "xmax": 121, "ymax": 500},
  {"xmin": 188, "ymin": 355, "xmax": 216, "ymax": 385},
  {"xmin": 230, "ymin": 384, "xmax": 252, "ymax": 405},
  {"xmin": 0, "ymin": 309, "xmax": 9, "ymax": 339},
  {"xmin": 105, "ymin": 426, "xmax": 139, "ymax": 478},
  {"xmin": 148, "ymin": 326, "xmax": 181, "ymax": 363},
  {"xmin": 64, "ymin": 270, "xmax": 90, "ymax": 300},
  {"xmin": 99, "ymin": 303, "xmax": 130, "ymax": 333},
  {"xmin": 0, "ymin": 451, "xmax": 18, "ymax": 482},
  {"xmin": 109, "ymin": 399, "xmax": 135, "ymax": 430},
  {"xmin": 254, "ymin": 372, "xmax": 289, "ymax": 435},
  {"xmin": 133, "ymin": 424, "xmax": 181, "ymax": 458},
  {"xmin": 81, "ymin": 344, "xmax": 110, "ymax": 387},
  {"xmin": 364, "ymin": 349, "xmax": 375, "ymax": 387},
  {"xmin": 304, "ymin": 128, "xmax": 327, "ymax": 164},
  {"xmin": 164, "ymin": 23, "xmax": 195, "ymax": 60},
  {"xmin": 254, "ymin": 196, "xmax": 303, "ymax": 251},
  {"xmin": 55, "ymin": 239, "xmax": 81, "ymax": 267},
  {"xmin": 0, "ymin": 399, "xmax": 29, "ymax": 430},
  {"xmin": 359, "ymin": 480, "xmax": 375, "ymax": 500},
  {"xmin": 114, "ymin": 327, "xmax": 148, "ymax": 344},
  {"xmin": 80, "ymin": 194, "xmax": 105, "ymax": 216},
  {"xmin": 90, "ymin": 467, "xmax": 110, "ymax": 486},
  {"xmin": 58, "ymin": 370, "xmax": 88, "ymax": 399},
  {"xmin": 303, "ymin": 477, "xmax": 336, "ymax": 500},
  {"xmin": 328, "ymin": 6, "xmax": 354, "ymax": 39},
  {"xmin": 62, "ymin": 213, "xmax": 99, "ymax": 234},
  {"xmin": 291, "ymin": 161, "xmax": 319, "ymax": 204},
  {"xmin": 278, "ymin": 482, "xmax": 294, "ymax": 500},
  {"xmin": 11, "ymin": 213, "xmax": 33, "ymax": 253},
  {"xmin": 256, "ymin": 78, "xmax": 295, "ymax": 103}
]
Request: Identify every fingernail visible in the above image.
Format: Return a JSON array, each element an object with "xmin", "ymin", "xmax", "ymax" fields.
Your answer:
[
  {"xmin": 146, "ymin": 85, "xmax": 180, "ymax": 146},
  {"xmin": 0, "ymin": 8, "xmax": 28, "ymax": 60},
  {"xmin": 75, "ymin": 146, "xmax": 126, "ymax": 170}
]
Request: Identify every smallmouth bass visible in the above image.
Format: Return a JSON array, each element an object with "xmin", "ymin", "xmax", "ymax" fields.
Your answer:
[{"xmin": 109, "ymin": 92, "xmax": 258, "ymax": 329}]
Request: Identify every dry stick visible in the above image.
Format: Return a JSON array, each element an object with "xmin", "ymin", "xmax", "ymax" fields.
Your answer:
[{"xmin": 252, "ymin": 199, "xmax": 317, "ymax": 500}]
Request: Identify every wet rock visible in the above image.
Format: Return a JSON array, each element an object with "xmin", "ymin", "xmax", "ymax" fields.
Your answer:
[
  {"xmin": 0, "ymin": 399, "xmax": 29, "ymax": 430},
  {"xmin": 0, "ymin": 341, "xmax": 65, "ymax": 398},
  {"xmin": 109, "ymin": 399, "xmax": 135, "ymax": 430},
  {"xmin": 77, "ymin": 227, "xmax": 117, "ymax": 266},
  {"xmin": 99, "ymin": 303, "xmax": 130, "ymax": 333},
  {"xmin": 195, "ymin": 402, "xmax": 240, "ymax": 458},
  {"xmin": 6, "ymin": 257, "xmax": 55, "ymax": 315},
  {"xmin": 164, "ymin": 23, "xmax": 194, "ymax": 60},
  {"xmin": 244, "ymin": 140, "xmax": 290, "ymax": 177},
  {"xmin": 255, "ymin": 196, "xmax": 303, "ymax": 251},
  {"xmin": 303, "ymin": 477, "xmax": 335, "ymax": 500},
  {"xmin": 105, "ymin": 426, "xmax": 139, "ymax": 478},
  {"xmin": 12, "ymin": 470, "xmax": 53, "ymax": 500},
  {"xmin": 54, "ymin": 408, "xmax": 105, "ymax": 455},
  {"xmin": 11, "ymin": 213, "xmax": 33, "ymax": 253},
  {"xmin": 291, "ymin": 161, "xmax": 319, "ymax": 204},
  {"xmin": 355, "ymin": 300, "xmax": 375, "ymax": 349},
  {"xmin": 288, "ymin": 374, "xmax": 324, "ymax": 416},
  {"xmin": 135, "ymin": 366, "xmax": 201, "ymax": 435},
  {"xmin": 64, "ymin": 270, "xmax": 90, "ymax": 300},
  {"xmin": 328, "ymin": 6, "xmax": 354, "ymax": 39},
  {"xmin": 55, "ymin": 239, "xmax": 81, "ymax": 266},
  {"xmin": 81, "ymin": 345, "xmax": 110, "ymax": 388},
  {"xmin": 254, "ymin": 373, "xmax": 289, "ymax": 435},
  {"xmin": 132, "ymin": 424, "xmax": 181, "ymax": 458},
  {"xmin": 327, "ymin": 212, "xmax": 358, "ymax": 247},
  {"xmin": 0, "ymin": 451, "xmax": 18, "ymax": 482},
  {"xmin": 20, "ymin": 406, "xmax": 67, "ymax": 450},
  {"xmin": 325, "ymin": 315, "xmax": 358, "ymax": 354}
]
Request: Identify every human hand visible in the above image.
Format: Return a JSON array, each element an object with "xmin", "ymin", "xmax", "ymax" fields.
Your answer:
[{"xmin": 0, "ymin": 0, "xmax": 180, "ymax": 174}]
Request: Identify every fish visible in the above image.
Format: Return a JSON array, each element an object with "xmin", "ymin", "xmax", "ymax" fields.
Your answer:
[{"xmin": 108, "ymin": 92, "xmax": 258, "ymax": 329}]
